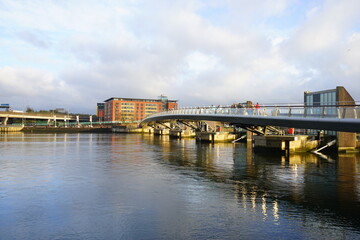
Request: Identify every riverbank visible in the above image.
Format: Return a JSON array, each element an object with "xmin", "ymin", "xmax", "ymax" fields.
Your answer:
[
  {"xmin": 21, "ymin": 126, "xmax": 112, "ymax": 133},
  {"xmin": 0, "ymin": 126, "xmax": 24, "ymax": 132}
]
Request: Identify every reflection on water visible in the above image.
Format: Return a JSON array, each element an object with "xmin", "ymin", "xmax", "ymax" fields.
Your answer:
[
  {"xmin": 144, "ymin": 135, "xmax": 360, "ymax": 230},
  {"xmin": 0, "ymin": 133, "xmax": 359, "ymax": 239}
]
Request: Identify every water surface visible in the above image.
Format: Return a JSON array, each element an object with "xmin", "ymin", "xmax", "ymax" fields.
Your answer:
[{"xmin": 0, "ymin": 133, "xmax": 359, "ymax": 239}]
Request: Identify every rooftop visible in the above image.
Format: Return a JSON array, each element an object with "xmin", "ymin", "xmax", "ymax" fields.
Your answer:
[{"xmin": 104, "ymin": 97, "xmax": 178, "ymax": 103}]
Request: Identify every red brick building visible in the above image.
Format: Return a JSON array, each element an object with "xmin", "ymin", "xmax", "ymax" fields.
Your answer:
[{"xmin": 103, "ymin": 95, "xmax": 178, "ymax": 122}]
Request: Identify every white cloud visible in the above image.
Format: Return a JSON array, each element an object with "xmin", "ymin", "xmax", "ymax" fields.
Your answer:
[
  {"xmin": 185, "ymin": 51, "xmax": 222, "ymax": 75},
  {"xmin": 0, "ymin": 0, "xmax": 359, "ymax": 113},
  {"xmin": 342, "ymin": 33, "xmax": 360, "ymax": 76},
  {"xmin": 285, "ymin": 0, "xmax": 360, "ymax": 54},
  {"xmin": 0, "ymin": 67, "xmax": 55, "ymax": 95},
  {"xmin": 0, "ymin": 67, "xmax": 78, "ymax": 110}
]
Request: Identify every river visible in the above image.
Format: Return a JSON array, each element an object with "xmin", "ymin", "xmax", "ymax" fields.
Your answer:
[{"xmin": 0, "ymin": 133, "xmax": 359, "ymax": 239}]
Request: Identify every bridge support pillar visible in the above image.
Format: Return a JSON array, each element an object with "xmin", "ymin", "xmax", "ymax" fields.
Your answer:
[
  {"xmin": 169, "ymin": 129, "xmax": 196, "ymax": 139},
  {"xmin": 4, "ymin": 117, "xmax": 8, "ymax": 125},
  {"xmin": 253, "ymin": 135, "xmax": 318, "ymax": 153},
  {"xmin": 285, "ymin": 140, "xmax": 290, "ymax": 157},
  {"xmin": 154, "ymin": 128, "xmax": 170, "ymax": 135},
  {"xmin": 195, "ymin": 131, "xmax": 236, "ymax": 142},
  {"xmin": 246, "ymin": 131, "xmax": 253, "ymax": 143},
  {"xmin": 337, "ymin": 132, "xmax": 357, "ymax": 152}
]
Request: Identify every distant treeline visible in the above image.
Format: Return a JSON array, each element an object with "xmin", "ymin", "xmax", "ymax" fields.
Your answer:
[{"xmin": 25, "ymin": 106, "xmax": 68, "ymax": 114}]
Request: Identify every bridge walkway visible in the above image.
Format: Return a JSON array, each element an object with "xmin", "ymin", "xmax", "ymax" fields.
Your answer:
[{"xmin": 141, "ymin": 104, "xmax": 360, "ymax": 133}]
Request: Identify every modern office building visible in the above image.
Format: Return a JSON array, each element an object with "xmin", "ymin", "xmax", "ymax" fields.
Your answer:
[
  {"xmin": 304, "ymin": 86, "xmax": 357, "ymax": 151},
  {"xmin": 103, "ymin": 95, "xmax": 178, "ymax": 122},
  {"xmin": 304, "ymin": 86, "xmax": 357, "ymax": 123},
  {"xmin": 304, "ymin": 86, "xmax": 355, "ymax": 115}
]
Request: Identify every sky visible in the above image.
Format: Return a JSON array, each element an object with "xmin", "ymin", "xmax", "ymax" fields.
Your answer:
[{"xmin": 0, "ymin": 0, "xmax": 359, "ymax": 113}]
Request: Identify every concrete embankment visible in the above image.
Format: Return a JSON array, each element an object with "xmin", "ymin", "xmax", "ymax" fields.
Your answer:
[
  {"xmin": 21, "ymin": 126, "xmax": 112, "ymax": 133},
  {"xmin": 0, "ymin": 126, "xmax": 24, "ymax": 132}
]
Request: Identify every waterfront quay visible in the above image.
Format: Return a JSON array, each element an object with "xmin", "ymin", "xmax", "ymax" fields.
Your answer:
[
  {"xmin": 0, "ymin": 132, "xmax": 359, "ymax": 239},
  {"xmin": 21, "ymin": 125, "xmax": 112, "ymax": 133}
]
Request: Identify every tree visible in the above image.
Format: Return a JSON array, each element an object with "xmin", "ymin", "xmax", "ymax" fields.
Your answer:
[{"xmin": 26, "ymin": 106, "xmax": 35, "ymax": 113}]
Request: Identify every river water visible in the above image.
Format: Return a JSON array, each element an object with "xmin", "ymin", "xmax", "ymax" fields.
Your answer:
[{"xmin": 0, "ymin": 133, "xmax": 359, "ymax": 240}]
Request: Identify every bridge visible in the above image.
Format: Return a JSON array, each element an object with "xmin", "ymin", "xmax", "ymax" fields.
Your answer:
[
  {"xmin": 0, "ymin": 111, "xmax": 142, "ymax": 128},
  {"xmin": 0, "ymin": 111, "xmax": 75, "ymax": 125},
  {"xmin": 140, "ymin": 104, "xmax": 360, "ymax": 133}
]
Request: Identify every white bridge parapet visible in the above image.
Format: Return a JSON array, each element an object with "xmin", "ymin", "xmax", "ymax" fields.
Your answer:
[
  {"xmin": 141, "ymin": 103, "xmax": 360, "ymax": 133},
  {"xmin": 150, "ymin": 103, "xmax": 359, "ymax": 119}
]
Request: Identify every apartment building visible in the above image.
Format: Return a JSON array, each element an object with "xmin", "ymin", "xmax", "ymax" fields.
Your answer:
[{"xmin": 103, "ymin": 95, "xmax": 178, "ymax": 122}]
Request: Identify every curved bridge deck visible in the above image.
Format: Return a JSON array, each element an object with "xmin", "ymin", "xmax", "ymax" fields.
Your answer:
[{"xmin": 141, "ymin": 105, "xmax": 360, "ymax": 133}]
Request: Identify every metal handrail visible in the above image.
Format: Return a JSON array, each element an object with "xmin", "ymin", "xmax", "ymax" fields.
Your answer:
[{"xmin": 144, "ymin": 103, "xmax": 360, "ymax": 121}]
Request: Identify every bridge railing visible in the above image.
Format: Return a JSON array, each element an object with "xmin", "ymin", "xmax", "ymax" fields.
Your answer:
[{"xmin": 145, "ymin": 102, "xmax": 360, "ymax": 120}]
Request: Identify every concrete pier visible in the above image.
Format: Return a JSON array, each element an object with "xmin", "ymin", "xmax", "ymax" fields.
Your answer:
[
  {"xmin": 337, "ymin": 132, "xmax": 357, "ymax": 152},
  {"xmin": 253, "ymin": 135, "xmax": 318, "ymax": 153},
  {"xmin": 169, "ymin": 129, "xmax": 196, "ymax": 138},
  {"xmin": 196, "ymin": 131, "xmax": 236, "ymax": 143},
  {"xmin": 154, "ymin": 128, "xmax": 170, "ymax": 135}
]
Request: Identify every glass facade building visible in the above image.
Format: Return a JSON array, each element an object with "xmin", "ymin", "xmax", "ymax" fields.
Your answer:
[
  {"xmin": 304, "ymin": 89, "xmax": 337, "ymax": 117},
  {"xmin": 304, "ymin": 86, "xmax": 356, "ymax": 136}
]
